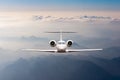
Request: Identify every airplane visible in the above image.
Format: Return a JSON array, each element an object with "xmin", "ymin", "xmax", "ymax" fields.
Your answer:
[{"xmin": 22, "ymin": 31, "xmax": 103, "ymax": 53}]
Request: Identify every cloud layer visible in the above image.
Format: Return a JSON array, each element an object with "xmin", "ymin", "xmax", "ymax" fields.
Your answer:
[
  {"xmin": 33, "ymin": 15, "xmax": 114, "ymax": 23},
  {"xmin": 0, "ymin": 12, "xmax": 120, "ymax": 51}
]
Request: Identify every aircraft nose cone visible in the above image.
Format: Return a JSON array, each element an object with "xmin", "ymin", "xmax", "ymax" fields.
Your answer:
[
  {"xmin": 56, "ymin": 44, "xmax": 67, "ymax": 52},
  {"xmin": 60, "ymin": 45, "xmax": 66, "ymax": 49}
]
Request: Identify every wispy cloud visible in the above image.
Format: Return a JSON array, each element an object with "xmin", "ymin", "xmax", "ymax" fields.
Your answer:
[
  {"xmin": 32, "ymin": 15, "xmax": 118, "ymax": 24},
  {"xmin": 110, "ymin": 19, "xmax": 120, "ymax": 25}
]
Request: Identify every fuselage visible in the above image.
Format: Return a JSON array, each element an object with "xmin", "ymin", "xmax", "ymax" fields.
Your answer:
[
  {"xmin": 49, "ymin": 31, "xmax": 73, "ymax": 53},
  {"xmin": 56, "ymin": 40, "xmax": 67, "ymax": 52}
]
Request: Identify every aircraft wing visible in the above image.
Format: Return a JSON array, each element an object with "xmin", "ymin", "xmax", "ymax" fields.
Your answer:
[
  {"xmin": 22, "ymin": 48, "xmax": 103, "ymax": 53},
  {"xmin": 22, "ymin": 49, "xmax": 57, "ymax": 52},
  {"xmin": 66, "ymin": 49, "xmax": 103, "ymax": 52}
]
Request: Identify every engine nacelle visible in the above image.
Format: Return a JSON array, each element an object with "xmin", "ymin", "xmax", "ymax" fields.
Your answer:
[
  {"xmin": 49, "ymin": 40, "xmax": 56, "ymax": 47},
  {"xmin": 66, "ymin": 40, "xmax": 73, "ymax": 47}
]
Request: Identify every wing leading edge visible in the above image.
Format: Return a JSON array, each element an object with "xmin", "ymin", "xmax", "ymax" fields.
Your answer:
[
  {"xmin": 66, "ymin": 49, "xmax": 103, "ymax": 52},
  {"xmin": 22, "ymin": 48, "xmax": 103, "ymax": 53},
  {"xmin": 22, "ymin": 49, "xmax": 57, "ymax": 52}
]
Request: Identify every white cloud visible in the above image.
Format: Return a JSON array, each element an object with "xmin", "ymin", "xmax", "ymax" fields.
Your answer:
[
  {"xmin": 0, "ymin": 12, "xmax": 120, "ymax": 50},
  {"xmin": 32, "ymin": 15, "xmax": 114, "ymax": 23},
  {"xmin": 110, "ymin": 19, "xmax": 120, "ymax": 24}
]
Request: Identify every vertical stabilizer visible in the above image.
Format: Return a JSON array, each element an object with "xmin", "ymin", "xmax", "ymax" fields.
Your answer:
[{"xmin": 60, "ymin": 30, "xmax": 63, "ymax": 41}]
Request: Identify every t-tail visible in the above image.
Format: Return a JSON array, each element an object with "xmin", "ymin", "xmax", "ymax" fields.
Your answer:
[{"xmin": 45, "ymin": 30, "xmax": 76, "ymax": 41}]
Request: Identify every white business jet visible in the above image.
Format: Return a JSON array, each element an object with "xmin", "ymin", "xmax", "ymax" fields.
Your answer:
[{"xmin": 23, "ymin": 31, "xmax": 102, "ymax": 53}]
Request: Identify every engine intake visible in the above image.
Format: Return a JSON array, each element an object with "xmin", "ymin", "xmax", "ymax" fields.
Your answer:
[
  {"xmin": 67, "ymin": 40, "xmax": 73, "ymax": 47},
  {"xmin": 49, "ymin": 40, "xmax": 56, "ymax": 47}
]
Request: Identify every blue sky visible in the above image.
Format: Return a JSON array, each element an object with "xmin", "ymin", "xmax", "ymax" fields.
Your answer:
[{"xmin": 0, "ymin": 0, "xmax": 120, "ymax": 11}]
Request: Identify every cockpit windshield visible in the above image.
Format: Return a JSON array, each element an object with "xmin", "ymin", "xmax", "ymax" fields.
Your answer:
[{"xmin": 58, "ymin": 41, "xmax": 65, "ymax": 44}]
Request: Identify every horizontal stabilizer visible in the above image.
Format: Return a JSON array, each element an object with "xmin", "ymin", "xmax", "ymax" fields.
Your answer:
[{"xmin": 45, "ymin": 31, "xmax": 77, "ymax": 33}]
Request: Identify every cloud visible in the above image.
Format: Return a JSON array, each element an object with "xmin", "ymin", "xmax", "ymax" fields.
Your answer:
[
  {"xmin": 33, "ymin": 16, "xmax": 44, "ymax": 20},
  {"xmin": 32, "ymin": 15, "xmax": 113, "ymax": 23},
  {"xmin": 79, "ymin": 15, "xmax": 111, "ymax": 20},
  {"xmin": 0, "ymin": 13, "xmax": 120, "ymax": 51},
  {"xmin": 0, "ymin": 16, "xmax": 18, "ymax": 22},
  {"xmin": 110, "ymin": 19, "xmax": 120, "ymax": 25},
  {"xmin": 0, "ymin": 36, "xmax": 47, "ymax": 42}
]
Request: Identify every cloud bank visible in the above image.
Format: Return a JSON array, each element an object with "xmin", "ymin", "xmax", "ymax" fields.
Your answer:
[{"xmin": 32, "ymin": 15, "xmax": 116, "ymax": 24}]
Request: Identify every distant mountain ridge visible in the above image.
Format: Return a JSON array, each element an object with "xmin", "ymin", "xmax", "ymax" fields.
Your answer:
[
  {"xmin": 90, "ymin": 46, "xmax": 120, "ymax": 59},
  {"xmin": 0, "ymin": 55, "xmax": 120, "ymax": 80}
]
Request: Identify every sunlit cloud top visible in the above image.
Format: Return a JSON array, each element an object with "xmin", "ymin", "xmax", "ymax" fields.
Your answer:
[{"xmin": 0, "ymin": 0, "xmax": 120, "ymax": 11}]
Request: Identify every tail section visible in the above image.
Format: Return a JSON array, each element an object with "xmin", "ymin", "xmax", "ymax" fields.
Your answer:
[
  {"xmin": 45, "ymin": 31, "xmax": 76, "ymax": 41},
  {"xmin": 60, "ymin": 30, "xmax": 63, "ymax": 41}
]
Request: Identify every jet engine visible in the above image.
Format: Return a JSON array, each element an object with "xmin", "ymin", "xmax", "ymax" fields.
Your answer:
[
  {"xmin": 66, "ymin": 40, "xmax": 73, "ymax": 47},
  {"xmin": 49, "ymin": 40, "xmax": 56, "ymax": 47}
]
